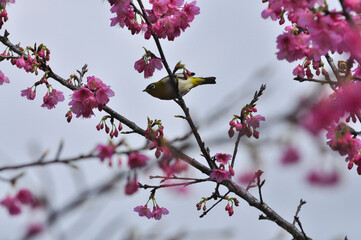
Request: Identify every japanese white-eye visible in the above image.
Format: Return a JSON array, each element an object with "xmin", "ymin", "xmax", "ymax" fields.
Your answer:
[{"xmin": 143, "ymin": 73, "xmax": 216, "ymax": 100}]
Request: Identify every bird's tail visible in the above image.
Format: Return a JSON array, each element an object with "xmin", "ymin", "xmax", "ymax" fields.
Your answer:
[
  {"xmin": 191, "ymin": 76, "xmax": 216, "ymax": 86},
  {"xmin": 202, "ymin": 77, "xmax": 216, "ymax": 85}
]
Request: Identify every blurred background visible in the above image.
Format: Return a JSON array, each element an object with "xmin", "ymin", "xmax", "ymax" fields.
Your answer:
[{"xmin": 0, "ymin": 0, "xmax": 358, "ymax": 239}]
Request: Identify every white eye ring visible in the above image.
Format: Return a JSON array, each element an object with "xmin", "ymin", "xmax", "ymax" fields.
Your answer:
[{"xmin": 150, "ymin": 84, "xmax": 156, "ymax": 89}]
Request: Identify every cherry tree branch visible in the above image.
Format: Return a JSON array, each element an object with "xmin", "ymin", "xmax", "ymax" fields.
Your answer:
[
  {"xmin": 0, "ymin": 153, "xmax": 96, "ymax": 172},
  {"xmin": 231, "ymin": 84, "xmax": 266, "ymax": 168},
  {"xmin": 293, "ymin": 76, "xmax": 337, "ymax": 85},
  {"xmin": 223, "ymin": 179, "xmax": 311, "ymax": 240}
]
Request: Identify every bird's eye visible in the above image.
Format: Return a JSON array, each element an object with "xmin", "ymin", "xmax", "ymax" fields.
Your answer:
[{"xmin": 150, "ymin": 84, "xmax": 155, "ymax": 89}]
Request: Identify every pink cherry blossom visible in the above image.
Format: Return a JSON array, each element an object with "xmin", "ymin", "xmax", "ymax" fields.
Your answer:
[
  {"xmin": 134, "ymin": 56, "xmax": 163, "ymax": 78},
  {"xmin": 21, "ymin": 87, "xmax": 36, "ymax": 100},
  {"xmin": 0, "ymin": 0, "xmax": 15, "ymax": 7},
  {"xmin": 183, "ymin": 1, "xmax": 200, "ymax": 22},
  {"xmin": 215, "ymin": 153, "xmax": 232, "ymax": 165},
  {"xmin": 159, "ymin": 158, "xmax": 188, "ymax": 176},
  {"xmin": 69, "ymin": 87, "xmax": 97, "ymax": 118},
  {"xmin": 300, "ymin": 97, "xmax": 339, "ymax": 135},
  {"xmin": 353, "ymin": 65, "xmax": 361, "ymax": 77},
  {"xmin": 152, "ymin": 205, "xmax": 169, "ymax": 220},
  {"xmin": 41, "ymin": 89, "xmax": 65, "ymax": 109},
  {"xmin": 145, "ymin": 58, "xmax": 163, "ymax": 78},
  {"xmin": 25, "ymin": 224, "xmax": 44, "ymax": 238},
  {"xmin": 87, "ymin": 76, "xmax": 115, "ymax": 108},
  {"xmin": 108, "ymin": 0, "xmax": 199, "ymax": 41},
  {"xmin": 210, "ymin": 169, "xmax": 229, "ymax": 183},
  {"xmin": 280, "ymin": 146, "xmax": 300, "ymax": 165},
  {"xmin": 326, "ymin": 123, "xmax": 361, "ymax": 157},
  {"xmin": 306, "ymin": 170, "xmax": 340, "ymax": 186},
  {"xmin": 0, "ymin": 70, "xmax": 9, "ymax": 85},
  {"xmin": 134, "ymin": 58, "xmax": 146, "ymax": 73},
  {"xmin": 134, "ymin": 205, "xmax": 153, "ymax": 219},
  {"xmin": 128, "ymin": 152, "xmax": 149, "ymax": 169},
  {"xmin": 292, "ymin": 65, "xmax": 305, "ymax": 77},
  {"xmin": 276, "ymin": 30, "xmax": 309, "ymax": 62},
  {"xmin": 16, "ymin": 189, "xmax": 33, "ymax": 205},
  {"xmin": 237, "ymin": 171, "xmax": 256, "ymax": 185},
  {"xmin": 125, "ymin": 176, "xmax": 139, "ymax": 195},
  {"xmin": 96, "ymin": 144, "xmax": 115, "ymax": 162},
  {"xmin": 0, "ymin": 195, "xmax": 21, "ymax": 215}
]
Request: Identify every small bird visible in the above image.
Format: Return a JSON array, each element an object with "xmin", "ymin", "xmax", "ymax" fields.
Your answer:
[{"xmin": 143, "ymin": 73, "xmax": 216, "ymax": 100}]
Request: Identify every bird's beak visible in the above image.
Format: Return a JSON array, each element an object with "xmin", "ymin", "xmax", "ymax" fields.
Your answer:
[{"xmin": 142, "ymin": 88, "xmax": 147, "ymax": 92}]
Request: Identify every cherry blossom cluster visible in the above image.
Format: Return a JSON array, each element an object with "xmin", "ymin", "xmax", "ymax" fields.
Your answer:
[
  {"xmin": 108, "ymin": 0, "xmax": 200, "ymax": 41},
  {"xmin": 0, "ymin": 8, "xmax": 7, "ymax": 29},
  {"xmin": 228, "ymin": 107, "xmax": 265, "ymax": 139},
  {"xmin": 209, "ymin": 153, "xmax": 233, "ymax": 183},
  {"xmin": 306, "ymin": 169, "xmax": 340, "ymax": 186},
  {"xmin": 126, "ymin": 152, "xmax": 150, "ymax": 195},
  {"xmin": 0, "ymin": 44, "xmax": 65, "ymax": 109},
  {"xmin": 134, "ymin": 48, "xmax": 163, "ymax": 78},
  {"xmin": 224, "ymin": 196, "xmax": 239, "ymax": 216},
  {"xmin": 196, "ymin": 195, "xmax": 239, "ymax": 217},
  {"xmin": 0, "ymin": 0, "xmax": 13, "ymax": 29},
  {"xmin": 144, "ymin": 117, "xmax": 189, "ymax": 176},
  {"xmin": 301, "ymin": 80, "xmax": 361, "ymax": 174},
  {"xmin": 96, "ymin": 115, "xmax": 123, "ymax": 138},
  {"xmin": 293, "ymin": 59, "xmax": 328, "ymax": 79},
  {"xmin": 0, "ymin": 0, "xmax": 15, "ymax": 8},
  {"xmin": 1, "ymin": 189, "xmax": 34, "ymax": 215},
  {"xmin": 96, "ymin": 142, "xmax": 117, "ymax": 166},
  {"xmin": 96, "ymin": 141, "xmax": 150, "ymax": 195},
  {"xmin": 20, "ymin": 76, "xmax": 65, "ymax": 109},
  {"xmin": 0, "ymin": 69, "xmax": 9, "ymax": 85},
  {"xmin": 68, "ymin": 76, "xmax": 114, "ymax": 118},
  {"xmin": 96, "ymin": 142, "xmax": 150, "ymax": 169},
  {"xmin": 196, "ymin": 197, "xmax": 207, "ymax": 211},
  {"xmin": 261, "ymin": 0, "xmax": 361, "ymax": 77},
  {"xmin": 2, "ymin": 44, "xmax": 48, "ymax": 74},
  {"xmin": 280, "ymin": 145, "xmax": 301, "ymax": 165},
  {"xmin": 145, "ymin": 118, "xmax": 165, "ymax": 157},
  {"xmin": 134, "ymin": 192, "xmax": 169, "ymax": 220}
]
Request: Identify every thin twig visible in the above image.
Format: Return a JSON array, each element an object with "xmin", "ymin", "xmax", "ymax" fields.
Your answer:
[
  {"xmin": 293, "ymin": 76, "xmax": 337, "ymax": 85},
  {"xmin": 200, "ymin": 190, "xmax": 230, "ymax": 218},
  {"xmin": 325, "ymin": 54, "xmax": 341, "ymax": 82},
  {"xmin": 294, "ymin": 217, "xmax": 309, "ymax": 240},
  {"xmin": 293, "ymin": 199, "xmax": 307, "ymax": 225},
  {"xmin": 231, "ymin": 85, "xmax": 266, "ymax": 168},
  {"xmin": 139, "ymin": 178, "xmax": 208, "ymax": 190},
  {"xmin": 0, "ymin": 153, "xmax": 97, "ymax": 172}
]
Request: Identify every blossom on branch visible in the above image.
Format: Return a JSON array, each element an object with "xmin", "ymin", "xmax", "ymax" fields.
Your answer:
[
  {"xmin": 69, "ymin": 76, "xmax": 114, "ymax": 118},
  {"xmin": 134, "ymin": 51, "xmax": 163, "ymax": 78},
  {"xmin": 0, "ymin": 69, "xmax": 9, "ymax": 85},
  {"xmin": 215, "ymin": 153, "xmax": 231, "ymax": 165},
  {"xmin": 0, "ymin": 0, "xmax": 15, "ymax": 8},
  {"xmin": 128, "ymin": 152, "xmax": 149, "ymax": 169},
  {"xmin": 210, "ymin": 168, "xmax": 230, "ymax": 183},
  {"xmin": 41, "ymin": 89, "xmax": 65, "ymax": 109},
  {"xmin": 96, "ymin": 143, "xmax": 115, "ymax": 163},
  {"xmin": 0, "ymin": 195, "xmax": 21, "ymax": 215},
  {"xmin": 134, "ymin": 205, "xmax": 153, "ymax": 219},
  {"xmin": 280, "ymin": 145, "xmax": 300, "ymax": 165},
  {"xmin": 69, "ymin": 87, "xmax": 97, "ymax": 118},
  {"xmin": 152, "ymin": 205, "xmax": 169, "ymax": 220},
  {"xmin": 21, "ymin": 87, "xmax": 36, "ymax": 100},
  {"xmin": 108, "ymin": 0, "xmax": 200, "ymax": 41}
]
